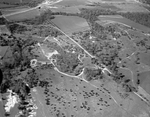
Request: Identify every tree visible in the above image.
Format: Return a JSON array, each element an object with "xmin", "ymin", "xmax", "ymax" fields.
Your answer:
[{"xmin": 120, "ymin": 12, "xmax": 150, "ymax": 28}]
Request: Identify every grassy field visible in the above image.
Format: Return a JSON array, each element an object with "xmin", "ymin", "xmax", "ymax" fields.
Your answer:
[
  {"xmin": 0, "ymin": 4, "xmax": 18, "ymax": 9},
  {"xmin": 5, "ymin": 8, "xmax": 40, "ymax": 21},
  {"xmin": 114, "ymin": 3, "xmax": 150, "ymax": 13},
  {"xmin": 55, "ymin": 0, "xmax": 88, "ymax": 6},
  {"xmin": 51, "ymin": 15, "xmax": 90, "ymax": 34},
  {"xmin": 51, "ymin": 6, "xmax": 80, "ymax": 13},
  {"xmin": 0, "ymin": 0, "xmax": 31, "ymax": 3},
  {"xmin": 0, "ymin": 46, "xmax": 9, "ymax": 58},
  {"xmin": 0, "ymin": 0, "xmax": 20, "ymax": 3},
  {"xmin": 1, "ymin": 7, "xmax": 29, "ymax": 15}
]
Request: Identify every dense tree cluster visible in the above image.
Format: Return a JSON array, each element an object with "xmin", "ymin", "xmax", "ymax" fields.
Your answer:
[
  {"xmin": 0, "ymin": 33, "xmax": 39, "ymax": 96},
  {"xmin": 31, "ymin": 25, "xmax": 63, "ymax": 37},
  {"xmin": 0, "ymin": 69, "xmax": 3, "ymax": 86},
  {"xmin": 2, "ymin": 36, "xmax": 37, "ymax": 68},
  {"xmin": 79, "ymin": 8, "xmax": 117, "ymax": 22},
  {"xmin": 84, "ymin": 67, "xmax": 103, "ymax": 82},
  {"xmin": 139, "ymin": 0, "xmax": 150, "ymax": 5},
  {"xmin": 54, "ymin": 51, "xmax": 81, "ymax": 74},
  {"xmin": 6, "ymin": 23, "xmax": 27, "ymax": 34},
  {"xmin": 27, "ymin": 0, "xmax": 44, "ymax": 7},
  {"xmin": 120, "ymin": 12, "xmax": 150, "ymax": 28},
  {"xmin": 0, "ymin": 17, "xmax": 8, "ymax": 25}
]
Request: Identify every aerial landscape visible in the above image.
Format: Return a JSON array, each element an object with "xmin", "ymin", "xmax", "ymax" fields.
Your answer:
[{"xmin": 0, "ymin": 0, "xmax": 150, "ymax": 117}]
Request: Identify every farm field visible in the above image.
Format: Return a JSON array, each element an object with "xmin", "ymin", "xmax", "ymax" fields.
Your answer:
[
  {"xmin": 1, "ymin": 7, "xmax": 29, "ymax": 15},
  {"xmin": 51, "ymin": 15, "xmax": 90, "ymax": 34},
  {"xmin": 0, "ymin": 0, "xmax": 31, "ymax": 3},
  {"xmin": 97, "ymin": 15, "xmax": 150, "ymax": 33},
  {"xmin": 51, "ymin": 6, "xmax": 80, "ymax": 13},
  {"xmin": 114, "ymin": 3, "xmax": 150, "ymax": 12},
  {"xmin": 55, "ymin": 0, "xmax": 88, "ymax": 6},
  {"xmin": 0, "ymin": 4, "xmax": 17, "ymax": 9},
  {"xmin": 5, "ymin": 8, "xmax": 40, "ymax": 21},
  {"xmin": 0, "ymin": 0, "xmax": 21, "ymax": 3}
]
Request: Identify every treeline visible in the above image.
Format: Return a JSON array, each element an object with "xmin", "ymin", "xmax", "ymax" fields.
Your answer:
[
  {"xmin": 6, "ymin": 23, "xmax": 27, "ymax": 34},
  {"xmin": 52, "ymin": 8, "xmax": 150, "ymax": 30},
  {"xmin": 0, "ymin": 17, "xmax": 8, "ymax": 25},
  {"xmin": 139, "ymin": 0, "xmax": 150, "ymax": 5},
  {"xmin": 79, "ymin": 8, "xmax": 117, "ymax": 22},
  {"xmin": 50, "ymin": 8, "xmax": 117, "ymax": 22},
  {"xmin": 17, "ymin": 8, "xmax": 117, "ymax": 25},
  {"xmin": 120, "ymin": 12, "xmax": 150, "ymax": 28},
  {"xmin": 14, "ymin": 7, "xmax": 150, "ymax": 30}
]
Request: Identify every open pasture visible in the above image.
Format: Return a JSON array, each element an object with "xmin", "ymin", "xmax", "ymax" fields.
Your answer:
[
  {"xmin": 77, "ymin": 4, "xmax": 121, "ymax": 12},
  {"xmin": 0, "ymin": 0, "xmax": 31, "ymax": 3},
  {"xmin": 55, "ymin": 0, "xmax": 88, "ymax": 6},
  {"xmin": 51, "ymin": 6, "xmax": 80, "ymax": 13},
  {"xmin": 0, "ymin": 4, "xmax": 17, "ymax": 9},
  {"xmin": 114, "ymin": 3, "xmax": 150, "ymax": 13},
  {"xmin": 138, "ymin": 51, "xmax": 150, "ymax": 67},
  {"xmin": 97, "ymin": 3, "xmax": 121, "ymax": 11},
  {"xmin": 137, "ymin": 70, "xmax": 150, "ymax": 95},
  {"xmin": 0, "ymin": 46, "xmax": 9, "ymax": 58},
  {"xmin": 51, "ymin": 15, "xmax": 90, "ymax": 34},
  {"xmin": 0, "ymin": 0, "xmax": 20, "ymax": 3},
  {"xmin": 98, "ymin": 15, "xmax": 150, "ymax": 33},
  {"xmin": 1, "ymin": 7, "xmax": 29, "ymax": 15},
  {"xmin": 5, "ymin": 8, "xmax": 40, "ymax": 21}
]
